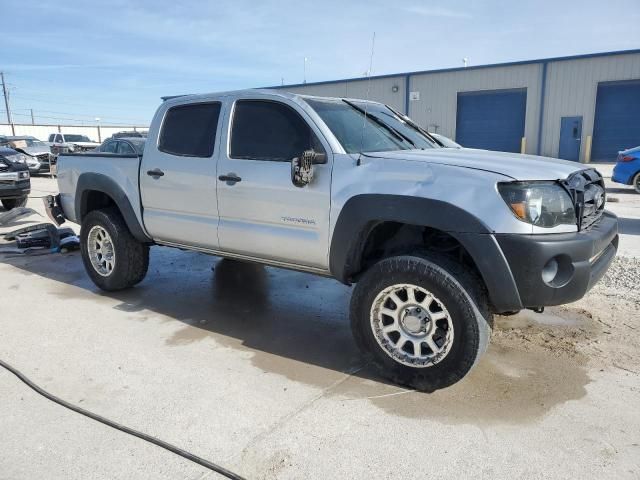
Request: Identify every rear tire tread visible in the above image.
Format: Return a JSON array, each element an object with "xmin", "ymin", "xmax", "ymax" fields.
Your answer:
[{"xmin": 81, "ymin": 208, "xmax": 149, "ymax": 291}]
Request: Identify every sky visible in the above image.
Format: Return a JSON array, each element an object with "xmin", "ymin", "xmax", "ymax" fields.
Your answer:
[{"xmin": 1, "ymin": 0, "xmax": 639, "ymax": 126}]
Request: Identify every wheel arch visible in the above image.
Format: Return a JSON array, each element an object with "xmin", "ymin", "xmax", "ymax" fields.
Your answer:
[
  {"xmin": 329, "ymin": 194, "xmax": 523, "ymax": 312},
  {"xmin": 76, "ymin": 173, "xmax": 151, "ymax": 242}
]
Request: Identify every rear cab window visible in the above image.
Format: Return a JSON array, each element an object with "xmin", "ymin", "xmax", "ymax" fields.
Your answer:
[
  {"xmin": 229, "ymin": 100, "xmax": 324, "ymax": 161},
  {"xmin": 159, "ymin": 102, "xmax": 221, "ymax": 157},
  {"xmin": 118, "ymin": 142, "xmax": 135, "ymax": 155},
  {"xmin": 101, "ymin": 141, "xmax": 118, "ymax": 153}
]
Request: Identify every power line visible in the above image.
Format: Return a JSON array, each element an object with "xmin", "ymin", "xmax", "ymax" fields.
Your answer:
[
  {"xmin": 0, "ymin": 110, "xmax": 146, "ymax": 126},
  {"xmin": 7, "ymin": 108, "xmax": 147, "ymax": 124}
]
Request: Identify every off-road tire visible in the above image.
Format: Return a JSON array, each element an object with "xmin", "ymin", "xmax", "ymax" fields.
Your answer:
[
  {"xmin": 80, "ymin": 208, "xmax": 149, "ymax": 291},
  {"xmin": 1, "ymin": 196, "xmax": 28, "ymax": 210},
  {"xmin": 350, "ymin": 253, "xmax": 492, "ymax": 392}
]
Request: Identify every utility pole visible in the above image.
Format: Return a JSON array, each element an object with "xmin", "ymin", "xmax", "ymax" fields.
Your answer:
[
  {"xmin": 303, "ymin": 57, "xmax": 308, "ymax": 84},
  {"xmin": 30, "ymin": 109, "xmax": 35, "ymax": 125},
  {"xmin": 1, "ymin": 72, "xmax": 15, "ymax": 135}
]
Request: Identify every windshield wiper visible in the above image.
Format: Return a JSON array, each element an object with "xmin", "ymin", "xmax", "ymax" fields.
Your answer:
[
  {"xmin": 385, "ymin": 105, "xmax": 442, "ymax": 147},
  {"xmin": 342, "ymin": 99, "xmax": 416, "ymax": 147}
]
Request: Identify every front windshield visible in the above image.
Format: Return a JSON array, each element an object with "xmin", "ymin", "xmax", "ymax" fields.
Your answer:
[
  {"xmin": 304, "ymin": 98, "xmax": 438, "ymax": 154},
  {"xmin": 65, "ymin": 135, "xmax": 91, "ymax": 142}
]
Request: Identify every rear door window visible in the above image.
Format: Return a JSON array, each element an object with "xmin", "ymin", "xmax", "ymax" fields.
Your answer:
[
  {"xmin": 230, "ymin": 100, "xmax": 320, "ymax": 161},
  {"xmin": 159, "ymin": 102, "xmax": 221, "ymax": 157}
]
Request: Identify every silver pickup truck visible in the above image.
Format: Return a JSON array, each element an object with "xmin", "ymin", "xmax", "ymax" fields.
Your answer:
[{"xmin": 46, "ymin": 89, "xmax": 618, "ymax": 391}]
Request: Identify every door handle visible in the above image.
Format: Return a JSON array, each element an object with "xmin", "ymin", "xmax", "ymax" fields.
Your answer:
[
  {"xmin": 218, "ymin": 173, "xmax": 242, "ymax": 185},
  {"xmin": 147, "ymin": 168, "xmax": 165, "ymax": 178}
]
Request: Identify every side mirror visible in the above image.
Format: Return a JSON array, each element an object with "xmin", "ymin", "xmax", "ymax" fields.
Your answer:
[{"xmin": 291, "ymin": 150, "xmax": 323, "ymax": 188}]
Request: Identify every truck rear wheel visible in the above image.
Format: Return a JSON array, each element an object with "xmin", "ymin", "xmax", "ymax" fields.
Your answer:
[
  {"xmin": 80, "ymin": 208, "xmax": 149, "ymax": 291},
  {"xmin": 1, "ymin": 196, "xmax": 28, "ymax": 210},
  {"xmin": 350, "ymin": 254, "xmax": 492, "ymax": 392}
]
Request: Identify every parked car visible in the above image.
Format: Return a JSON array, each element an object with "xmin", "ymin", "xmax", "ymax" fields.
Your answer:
[
  {"xmin": 48, "ymin": 90, "xmax": 617, "ymax": 391},
  {"xmin": 0, "ymin": 136, "xmax": 54, "ymax": 174},
  {"xmin": 109, "ymin": 130, "xmax": 148, "ymax": 139},
  {"xmin": 48, "ymin": 133, "xmax": 100, "ymax": 154},
  {"xmin": 612, "ymin": 146, "xmax": 640, "ymax": 193},
  {"xmin": 0, "ymin": 146, "xmax": 30, "ymax": 210},
  {"xmin": 96, "ymin": 137, "xmax": 145, "ymax": 155},
  {"xmin": 430, "ymin": 133, "xmax": 462, "ymax": 149}
]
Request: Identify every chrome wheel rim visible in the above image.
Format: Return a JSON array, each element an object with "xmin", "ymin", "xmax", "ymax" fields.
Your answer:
[
  {"xmin": 370, "ymin": 284, "xmax": 454, "ymax": 367},
  {"xmin": 87, "ymin": 225, "xmax": 115, "ymax": 277}
]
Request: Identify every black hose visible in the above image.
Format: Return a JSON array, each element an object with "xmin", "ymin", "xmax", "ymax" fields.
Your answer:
[{"xmin": 0, "ymin": 358, "xmax": 246, "ymax": 480}]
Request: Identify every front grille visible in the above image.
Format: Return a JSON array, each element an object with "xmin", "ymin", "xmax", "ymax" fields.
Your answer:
[
  {"xmin": 563, "ymin": 169, "xmax": 605, "ymax": 230},
  {"xmin": 36, "ymin": 153, "xmax": 51, "ymax": 162}
]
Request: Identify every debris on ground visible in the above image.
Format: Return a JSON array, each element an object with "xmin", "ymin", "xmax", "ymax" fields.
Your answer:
[
  {"xmin": 0, "ymin": 207, "xmax": 41, "ymax": 226},
  {"xmin": 0, "ymin": 209, "xmax": 78, "ymax": 256}
]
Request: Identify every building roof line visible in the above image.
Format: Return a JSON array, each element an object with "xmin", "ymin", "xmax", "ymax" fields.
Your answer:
[{"xmin": 272, "ymin": 48, "xmax": 640, "ymax": 89}]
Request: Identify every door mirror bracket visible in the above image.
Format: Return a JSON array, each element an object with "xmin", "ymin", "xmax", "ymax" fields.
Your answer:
[{"xmin": 291, "ymin": 150, "xmax": 322, "ymax": 187}]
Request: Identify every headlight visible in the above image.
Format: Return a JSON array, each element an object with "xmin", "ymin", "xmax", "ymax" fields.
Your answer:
[
  {"xmin": 498, "ymin": 182, "xmax": 576, "ymax": 228},
  {"xmin": 6, "ymin": 153, "xmax": 27, "ymax": 163}
]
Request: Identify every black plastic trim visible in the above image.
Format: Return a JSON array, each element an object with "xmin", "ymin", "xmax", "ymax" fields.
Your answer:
[
  {"xmin": 329, "ymin": 194, "xmax": 525, "ymax": 311},
  {"xmin": 75, "ymin": 173, "xmax": 151, "ymax": 242},
  {"xmin": 496, "ymin": 211, "xmax": 618, "ymax": 308},
  {"xmin": 0, "ymin": 185, "xmax": 31, "ymax": 199}
]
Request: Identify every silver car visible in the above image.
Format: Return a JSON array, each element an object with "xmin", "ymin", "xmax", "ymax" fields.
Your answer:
[{"xmin": 1, "ymin": 136, "xmax": 54, "ymax": 174}]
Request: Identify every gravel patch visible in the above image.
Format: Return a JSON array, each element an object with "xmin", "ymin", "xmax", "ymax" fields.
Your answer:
[{"xmin": 594, "ymin": 255, "xmax": 640, "ymax": 301}]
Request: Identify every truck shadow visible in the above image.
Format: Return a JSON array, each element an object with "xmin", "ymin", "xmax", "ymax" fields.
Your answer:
[
  {"xmin": 618, "ymin": 217, "xmax": 640, "ymax": 236},
  {"xmin": 3, "ymin": 246, "xmax": 591, "ymax": 423}
]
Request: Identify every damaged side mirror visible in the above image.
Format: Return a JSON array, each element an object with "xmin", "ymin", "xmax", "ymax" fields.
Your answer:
[{"xmin": 291, "ymin": 150, "xmax": 326, "ymax": 188}]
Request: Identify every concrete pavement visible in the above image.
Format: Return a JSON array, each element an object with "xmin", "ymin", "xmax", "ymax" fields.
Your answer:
[{"xmin": 1, "ymin": 176, "xmax": 639, "ymax": 479}]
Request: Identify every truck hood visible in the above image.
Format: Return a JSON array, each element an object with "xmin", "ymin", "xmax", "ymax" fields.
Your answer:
[
  {"xmin": 363, "ymin": 148, "xmax": 591, "ymax": 181},
  {"xmin": 16, "ymin": 146, "xmax": 50, "ymax": 156}
]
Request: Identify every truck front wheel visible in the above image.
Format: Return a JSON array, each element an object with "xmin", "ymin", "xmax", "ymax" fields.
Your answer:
[
  {"xmin": 350, "ymin": 254, "xmax": 492, "ymax": 391},
  {"xmin": 80, "ymin": 208, "xmax": 149, "ymax": 291}
]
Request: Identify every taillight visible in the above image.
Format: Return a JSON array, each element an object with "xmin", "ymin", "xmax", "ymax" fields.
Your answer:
[{"xmin": 617, "ymin": 154, "xmax": 635, "ymax": 162}]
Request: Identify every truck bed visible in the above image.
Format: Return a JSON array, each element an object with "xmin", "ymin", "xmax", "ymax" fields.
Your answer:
[{"xmin": 56, "ymin": 152, "xmax": 144, "ymax": 226}]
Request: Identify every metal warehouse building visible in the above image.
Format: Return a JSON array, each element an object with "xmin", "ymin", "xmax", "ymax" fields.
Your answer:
[{"xmin": 279, "ymin": 49, "xmax": 640, "ymax": 163}]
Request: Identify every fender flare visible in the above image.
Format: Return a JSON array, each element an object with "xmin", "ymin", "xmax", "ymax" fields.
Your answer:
[
  {"xmin": 75, "ymin": 173, "xmax": 151, "ymax": 243},
  {"xmin": 329, "ymin": 194, "xmax": 522, "ymax": 312}
]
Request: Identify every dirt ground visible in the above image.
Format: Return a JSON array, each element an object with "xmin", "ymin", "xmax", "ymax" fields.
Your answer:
[{"xmin": 1, "ymin": 175, "xmax": 639, "ymax": 479}]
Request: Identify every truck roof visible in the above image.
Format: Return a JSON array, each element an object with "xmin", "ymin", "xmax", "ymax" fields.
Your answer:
[{"xmin": 160, "ymin": 88, "xmax": 381, "ymax": 106}]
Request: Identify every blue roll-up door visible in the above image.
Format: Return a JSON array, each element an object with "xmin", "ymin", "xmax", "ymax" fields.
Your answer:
[
  {"xmin": 455, "ymin": 88, "xmax": 527, "ymax": 153},
  {"xmin": 592, "ymin": 79, "xmax": 640, "ymax": 162}
]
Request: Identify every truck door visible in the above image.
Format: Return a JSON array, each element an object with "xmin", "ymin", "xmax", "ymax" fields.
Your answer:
[
  {"xmin": 216, "ymin": 99, "xmax": 332, "ymax": 270},
  {"xmin": 140, "ymin": 101, "xmax": 222, "ymax": 249}
]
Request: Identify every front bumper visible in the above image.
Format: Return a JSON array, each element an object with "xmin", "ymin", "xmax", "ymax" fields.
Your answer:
[
  {"xmin": 495, "ymin": 211, "xmax": 618, "ymax": 308},
  {"xmin": 0, "ymin": 178, "xmax": 31, "ymax": 199}
]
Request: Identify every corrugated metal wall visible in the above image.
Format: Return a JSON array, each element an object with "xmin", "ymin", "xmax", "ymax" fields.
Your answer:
[
  {"xmin": 541, "ymin": 53, "xmax": 640, "ymax": 161},
  {"xmin": 278, "ymin": 51, "xmax": 640, "ymax": 162},
  {"xmin": 284, "ymin": 75, "xmax": 407, "ymax": 113},
  {"xmin": 408, "ymin": 63, "xmax": 542, "ymax": 154}
]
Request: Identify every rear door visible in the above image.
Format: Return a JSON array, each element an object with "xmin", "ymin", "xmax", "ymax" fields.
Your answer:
[
  {"xmin": 216, "ymin": 98, "xmax": 332, "ymax": 269},
  {"xmin": 140, "ymin": 101, "xmax": 223, "ymax": 249}
]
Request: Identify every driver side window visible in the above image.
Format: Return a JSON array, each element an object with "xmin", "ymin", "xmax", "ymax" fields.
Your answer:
[{"xmin": 230, "ymin": 100, "xmax": 323, "ymax": 161}]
